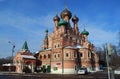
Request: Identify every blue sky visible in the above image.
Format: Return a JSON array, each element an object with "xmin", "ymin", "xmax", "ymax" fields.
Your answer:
[{"xmin": 0, "ymin": 0, "xmax": 119, "ymax": 58}]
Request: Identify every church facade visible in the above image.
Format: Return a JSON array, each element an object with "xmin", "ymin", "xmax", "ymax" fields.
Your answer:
[
  {"xmin": 36, "ymin": 8, "xmax": 99, "ymax": 74},
  {"xmin": 13, "ymin": 41, "xmax": 36, "ymax": 73}
]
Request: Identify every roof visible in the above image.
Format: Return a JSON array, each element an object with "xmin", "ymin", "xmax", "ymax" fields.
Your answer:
[
  {"xmin": 2, "ymin": 63, "xmax": 14, "ymax": 66},
  {"xmin": 58, "ymin": 19, "xmax": 68, "ymax": 26},
  {"xmin": 45, "ymin": 48, "xmax": 52, "ymax": 50},
  {"xmin": 35, "ymin": 51, "xmax": 39, "ymax": 54},
  {"xmin": 22, "ymin": 55, "xmax": 36, "ymax": 59},
  {"xmin": 75, "ymin": 44, "xmax": 85, "ymax": 49},
  {"xmin": 65, "ymin": 46, "xmax": 76, "ymax": 49},
  {"xmin": 64, "ymin": 44, "xmax": 86, "ymax": 49},
  {"xmin": 81, "ymin": 28, "xmax": 89, "ymax": 36},
  {"xmin": 22, "ymin": 41, "xmax": 29, "ymax": 50}
]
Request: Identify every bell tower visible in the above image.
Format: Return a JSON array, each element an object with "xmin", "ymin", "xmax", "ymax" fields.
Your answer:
[{"xmin": 43, "ymin": 29, "xmax": 49, "ymax": 49}]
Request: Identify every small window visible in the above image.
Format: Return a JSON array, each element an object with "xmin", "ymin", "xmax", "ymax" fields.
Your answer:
[
  {"xmin": 54, "ymin": 54, "xmax": 56, "ymax": 58},
  {"xmin": 58, "ymin": 44, "xmax": 59, "ymax": 47},
  {"xmin": 58, "ymin": 54, "xmax": 60, "ymax": 57},
  {"xmin": 40, "ymin": 55, "xmax": 42, "ymax": 59},
  {"xmin": 80, "ymin": 53, "xmax": 82, "ymax": 57},
  {"xmin": 55, "ymin": 45, "xmax": 56, "ymax": 48},
  {"xmin": 66, "ymin": 53, "xmax": 69, "ymax": 57},
  {"xmin": 48, "ymin": 54, "xmax": 50, "ymax": 58},
  {"xmin": 44, "ymin": 55, "xmax": 46, "ymax": 59}
]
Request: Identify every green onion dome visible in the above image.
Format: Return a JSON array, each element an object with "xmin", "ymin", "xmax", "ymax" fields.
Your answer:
[
  {"xmin": 58, "ymin": 19, "xmax": 68, "ymax": 26},
  {"xmin": 81, "ymin": 28, "xmax": 89, "ymax": 36},
  {"xmin": 53, "ymin": 14, "xmax": 60, "ymax": 21},
  {"xmin": 72, "ymin": 15, "xmax": 79, "ymax": 23},
  {"xmin": 60, "ymin": 8, "xmax": 72, "ymax": 19}
]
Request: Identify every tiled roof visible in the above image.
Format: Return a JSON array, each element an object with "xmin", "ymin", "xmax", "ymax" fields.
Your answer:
[
  {"xmin": 22, "ymin": 55, "xmax": 36, "ymax": 59},
  {"xmin": 75, "ymin": 44, "xmax": 85, "ymax": 49},
  {"xmin": 64, "ymin": 44, "xmax": 86, "ymax": 49},
  {"xmin": 65, "ymin": 46, "xmax": 75, "ymax": 49},
  {"xmin": 22, "ymin": 41, "xmax": 29, "ymax": 50}
]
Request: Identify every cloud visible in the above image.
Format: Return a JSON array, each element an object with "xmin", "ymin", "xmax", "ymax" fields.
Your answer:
[
  {"xmin": 0, "ymin": 11, "xmax": 54, "ymax": 36},
  {"xmin": 0, "ymin": 0, "xmax": 5, "ymax": 2},
  {"xmin": 0, "ymin": 10, "xmax": 117, "ymax": 47},
  {"xmin": 0, "ymin": 10, "xmax": 55, "ymax": 58},
  {"xmin": 0, "ymin": 8, "xmax": 119, "ymax": 58},
  {"xmin": 78, "ymin": 22, "xmax": 118, "ymax": 47}
]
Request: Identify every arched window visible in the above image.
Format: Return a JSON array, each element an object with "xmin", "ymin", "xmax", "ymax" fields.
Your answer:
[
  {"xmin": 58, "ymin": 54, "xmax": 60, "ymax": 58},
  {"xmin": 80, "ymin": 53, "xmax": 83, "ymax": 57},
  {"xmin": 44, "ymin": 55, "xmax": 46, "ymax": 59},
  {"xmin": 58, "ymin": 44, "xmax": 60, "ymax": 47},
  {"xmin": 66, "ymin": 53, "xmax": 69, "ymax": 57},
  {"xmin": 55, "ymin": 45, "xmax": 56, "ymax": 48},
  {"xmin": 48, "ymin": 54, "xmax": 50, "ymax": 58},
  {"xmin": 40, "ymin": 55, "xmax": 42, "ymax": 59},
  {"xmin": 54, "ymin": 54, "xmax": 56, "ymax": 58}
]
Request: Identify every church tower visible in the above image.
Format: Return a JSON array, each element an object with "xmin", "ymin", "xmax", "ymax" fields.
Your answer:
[
  {"xmin": 42, "ymin": 29, "xmax": 49, "ymax": 50},
  {"xmin": 72, "ymin": 14, "xmax": 79, "ymax": 35}
]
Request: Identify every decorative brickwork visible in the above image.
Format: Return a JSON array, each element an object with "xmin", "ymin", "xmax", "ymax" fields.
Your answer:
[{"xmin": 36, "ymin": 8, "xmax": 99, "ymax": 74}]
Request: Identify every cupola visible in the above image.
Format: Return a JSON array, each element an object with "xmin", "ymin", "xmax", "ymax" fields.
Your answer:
[
  {"xmin": 72, "ymin": 15, "xmax": 79, "ymax": 23},
  {"xmin": 58, "ymin": 19, "xmax": 68, "ymax": 26},
  {"xmin": 81, "ymin": 28, "xmax": 89, "ymax": 36},
  {"xmin": 60, "ymin": 8, "xmax": 72, "ymax": 19},
  {"xmin": 53, "ymin": 14, "xmax": 60, "ymax": 22}
]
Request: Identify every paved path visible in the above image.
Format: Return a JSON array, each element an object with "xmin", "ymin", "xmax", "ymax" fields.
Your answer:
[{"xmin": 0, "ymin": 71, "xmax": 120, "ymax": 79}]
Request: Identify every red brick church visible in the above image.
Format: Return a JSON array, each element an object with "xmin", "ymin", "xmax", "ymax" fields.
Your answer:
[
  {"xmin": 36, "ymin": 8, "xmax": 99, "ymax": 74},
  {"xmin": 14, "ymin": 8, "xmax": 99, "ymax": 74}
]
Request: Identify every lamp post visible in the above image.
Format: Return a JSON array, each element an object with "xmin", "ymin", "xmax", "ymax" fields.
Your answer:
[
  {"xmin": 8, "ymin": 41, "xmax": 15, "ymax": 72},
  {"xmin": 104, "ymin": 43, "xmax": 111, "ymax": 79},
  {"xmin": 62, "ymin": 47, "xmax": 64, "ymax": 74}
]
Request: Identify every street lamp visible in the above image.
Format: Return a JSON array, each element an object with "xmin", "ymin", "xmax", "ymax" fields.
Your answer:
[
  {"xmin": 8, "ymin": 41, "xmax": 15, "ymax": 72},
  {"xmin": 62, "ymin": 47, "xmax": 64, "ymax": 74}
]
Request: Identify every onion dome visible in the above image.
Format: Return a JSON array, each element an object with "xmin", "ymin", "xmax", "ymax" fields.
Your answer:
[
  {"xmin": 53, "ymin": 14, "xmax": 60, "ymax": 21},
  {"xmin": 58, "ymin": 19, "xmax": 68, "ymax": 26},
  {"xmin": 60, "ymin": 8, "xmax": 72, "ymax": 19},
  {"xmin": 72, "ymin": 15, "xmax": 79, "ymax": 23},
  {"xmin": 81, "ymin": 28, "xmax": 89, "ymax": 36}
]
